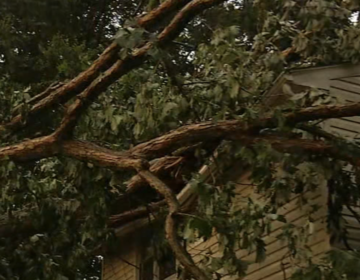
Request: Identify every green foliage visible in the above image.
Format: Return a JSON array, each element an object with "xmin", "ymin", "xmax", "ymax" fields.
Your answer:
[
  {"xmin": 291, "ymin": 250, "xmax": 360, "ymax": 280},
  {"xmin": 1, "ymin": 0, "xmax": 360, "ymax": 279}
]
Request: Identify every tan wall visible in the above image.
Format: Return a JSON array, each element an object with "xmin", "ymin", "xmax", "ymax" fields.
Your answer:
[
  {"xmin": 186, "ymin": 171, "xmax": 330, "ymax": 280},
  {"xmin": 103, "ymin": 237, "xmax": 138, "ymax": 280},
  {"xmin": 332, "ymin": 205, "xmax": 360, "ymax": 250}
]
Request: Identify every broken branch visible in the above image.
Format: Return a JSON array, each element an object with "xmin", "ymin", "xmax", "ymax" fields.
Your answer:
[
  {"xmin": 138, "ymin": 170, "xmax": 210, "ymax": 280},
  {"xmin": 130, "ymin": 102, "xmax": 360, "ymax": 158},
  {"xmin": 235, "ymin": 135, "xmax": 360, "ymax": 167},
  {"xmin": 2, "ymin": 102, "xmax": 360, "ymax": 168},
  {"xmin": 0, "ymin": 0, "xmax": 196, "ymax": 134},
  {"xmin": 54, "ymin": 0, "xmax": 227, "ymax": 138},
  {"xmin": 126, "ymin": 156, "xmax": 185, "ymax": 193}
]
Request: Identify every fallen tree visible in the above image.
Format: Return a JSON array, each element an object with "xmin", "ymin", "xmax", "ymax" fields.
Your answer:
[{"xmin": 1, "ymin": 0, "xmax": 360, "ymax": 279}]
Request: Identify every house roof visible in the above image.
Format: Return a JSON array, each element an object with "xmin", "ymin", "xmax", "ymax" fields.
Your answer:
[{"xmin": 271, "ymin": 62, "xmax": 360, "ymax": 91}]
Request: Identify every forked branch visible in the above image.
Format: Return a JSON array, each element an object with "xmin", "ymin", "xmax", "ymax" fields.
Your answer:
[
  {"xmin": 2, "ymin": 103, "xmax": 360, "ymax": 167},
  {"xmin": 54, "ymin": 0, "xmax": 227, "ymax": 138},
  {"xmin": 138, "ymin": 170, "xmax": 210, "ymax": 280},
  {"xmin": 0, "ymin": 0, "xmax": 196, "ymax": 134},
  {"xmin": 130, "ymin": 102, "xmax": 360, "ymax": 158}
]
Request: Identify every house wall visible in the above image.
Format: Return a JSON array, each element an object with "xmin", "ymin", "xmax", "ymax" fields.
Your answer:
[
  {"xmin": 322, "ymin": 76, "xmax": 360, "ymax": 139},
  {"xmin": 103, "ymin": 66, "xmax": 360, "ymax": 280},
  {"xmin": 103, "ymin": 236, "xmax": 138, "ymax": 280},
  {"xmin": 187, "ymin": 171, "xmax": 330, "ymax": 280}
]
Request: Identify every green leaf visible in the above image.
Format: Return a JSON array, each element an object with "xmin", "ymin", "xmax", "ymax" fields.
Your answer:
[
  {"xmin": 190, "ymin": 217, "xmax": 213, "ymax": 239},
  {"xmin": 255, "ymin": 238, "xmax": 266, "ymax": 263}
]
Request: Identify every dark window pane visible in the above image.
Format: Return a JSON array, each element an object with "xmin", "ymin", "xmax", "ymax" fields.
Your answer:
[
  {"xmin": 159, "ymin": 253, "xmax": 176, "ymax": 280},
  {"xmin": 141, "ymin": 257, "xmax": 154, "ymax": 280}
]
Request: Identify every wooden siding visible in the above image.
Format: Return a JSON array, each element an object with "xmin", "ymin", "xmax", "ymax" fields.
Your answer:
[
  {"xmin": 103, "ymin": 238, "xmax": 138, "ymax": 280},
  {"xmin": 322, "ymin": 77, "xmax": 360, "ymax": 140},
  {"xmin": 331, "ymin": 205, "xmax": 360, "ymax": 250},
  {"xmin": 187, "ymin": 172, "xmax": 329, "ymax": 280},
  {"xmin": 323, "ymin": 76, "xmax": 360, "ymax": 250}
]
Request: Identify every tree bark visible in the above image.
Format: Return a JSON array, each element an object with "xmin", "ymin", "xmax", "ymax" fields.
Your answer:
[
  {"xmin": 2, "ymin": 104, "xmax": 360, "ymax": 166},
  {"xmin": 0, "ymin": 0, "xmax": 196, "ymax": 134},
  {"xmin": 138, "ymin": 170, "xmax": 210, "ymax": 280},
  {"xmin": 54, "ymin": 0, "xmax": 227, "ymax": 138},
  {"xmin": 130, "ymin": 102, "xmax": 360, "ymax": 158},
  {"xmin": 126, "ymin": 156, "xmax": 185, "ymax": 193}
]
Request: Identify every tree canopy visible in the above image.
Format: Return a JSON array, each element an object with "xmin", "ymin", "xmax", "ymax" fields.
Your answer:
[{"xmin": 1, "ymin": 0, "xmax": 360, "ymax": 279}]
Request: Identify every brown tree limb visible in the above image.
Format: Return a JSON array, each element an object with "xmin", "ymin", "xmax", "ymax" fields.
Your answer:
[
  {"xmin": 0, "ymin": 195, "xmax": 193, "ymax": 240},
  {"xmin": 137, "ymin": 0, "xmax": 193, "ymax": 28},
  {"xmin": 108, "ymin": 200, "xmax": 167, "ymax": 226},
  {"xmin": 54, "ymin": 0, "xmax": 227, "ymax": 138},
  {"xmin": 1, "ymin": 135, "xmax": 359, "ymax": 240},
  {"xmin": 138, "ymin": 170, "xmax": 210, "ymax": 280},
  {"xmin": 235, "ymin": 136, "xmax": 360, "ymax": 167},
  {"xmin": 11, "ymin": 82, "xmax": 64, "ymax": 115},
  {"xmin": 0, "ymin": 200, "xmax": 166, "ymax": 238},
  {"xmin": 61, "ymin": 140, "xmax": 149, "ymax": 170},
  {"xmin": 130, "ymin": 102, "xmax": 360, "ymax": 158},
  {"xmin": 0, "ymin": 0, "xmax": 196, "ymax": 134},
  {"xmin": 0, "ymin": 135, "xmax": 58, "ymax": 162},
  {"xmin": 53, "ymin": 58, "xmax": 144, "ymax": 138},
  {"xmin": 296, "ymin": 124, "xmax": 341, "ymax": 141},
  {"xmin": 0, "ymin": 44, "xmax": 120, "ymax": 133},
  {"xmin": 2, "ymin": 102, "xmax": 360, "ymax": 166},
  {"xmin": 126, "ymin": 156, "xmax": 185, "ymax": 193}
]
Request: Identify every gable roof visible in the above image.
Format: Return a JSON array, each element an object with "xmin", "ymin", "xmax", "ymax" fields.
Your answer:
[{"xmin": 267, "ymin": 63, "xmax": 360, "ymax": 95}]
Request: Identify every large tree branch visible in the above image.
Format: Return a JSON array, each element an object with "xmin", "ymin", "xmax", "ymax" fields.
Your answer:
[
  {"xmin": 108, "ymin": 200, "xmax": 167, "ymax": 227},
  {"xmin": 130, "ymin": 102, "xmax": 360, "ymax": 158},
  {"xmin": 0, "ymin": 137, "xmax": 149, "ymax": 170},
  {"xmin": 61, "ymin": 140, "xmax": 149, "ymax": 170},
  {"xmin": 0, "ymin": 0, "xmax": 195, "ymax": 134},
  {"xmin": 236, "ymin": 135, "xmax": 360, "ymax": 167},
  {"xmin": 54, "ymin": 0, "xmax": 227, "ymax": 138},
  {"xmin": 0, "ymin": 200, "xmax": 167, "ymax": 238},
  {"xmin": 126, "ymin": 156, "xmax": 185, "ymax": 193},
  {"xmin": 0, "ymin": 44, "xmax": 119, "ymax": 133},
  {"xmin": 2, "ymin": 102, "xmax": 360, "ymax": 166},
  {"xmin": 138, "ymin": 170, "xmax": 210, "ymax": 280},
  {"xmin": 137, "ymin": 0, "xmax": 193, "ymax": 28},
  {"xmin": 11, "ymin": 82, "xmax": 64, "ymax": 115},
  {"xmin": 1, "ymin": 135, "xmax": 360, "ymax": 241},
  {"xmin": 0, "ymin": 135, "xmax": 58, "ymax": 162}
]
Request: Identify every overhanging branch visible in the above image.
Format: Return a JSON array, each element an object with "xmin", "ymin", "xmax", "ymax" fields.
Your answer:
[
  {"xmin": 0, "ymin": 0, "xmax": 196, "ymax": 134},
  {"xmin": 2, "ymin": 102, "xmax": 360, "ymax": 167},
  {"xmin": 54, "ymin": 0, "xmax": 227, "ymax": 138},
  {"xmin": 138, "ymin": 170, "xmax": 210, "ymax": 280},
  {"xmin": 235, "ymin": 135, "xmax": 360, "ymax": 167},
  {"xmin": 126, "ymin": 156, "xmax": 185, "ymax": 193},
  {"xmin": 130, "ymin": 102, "xmax": 360, "ymax": 158}
]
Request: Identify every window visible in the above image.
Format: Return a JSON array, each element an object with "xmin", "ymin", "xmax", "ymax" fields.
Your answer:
[
  {"xmin": 140, "ymin": 256, "xmax": 155, "ymax": 280},
  {"xmin": 139, "ymin": 249, "xmax": 176, "ymax": 280},
  {"xmin": 158, "ymin": 252, "xmax": 176, "ymax": 280}
]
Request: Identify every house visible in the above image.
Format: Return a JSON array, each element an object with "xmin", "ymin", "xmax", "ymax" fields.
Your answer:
[{"xmin": 101, "ymin": 63, "xmax": 360, "ymax": 280}]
